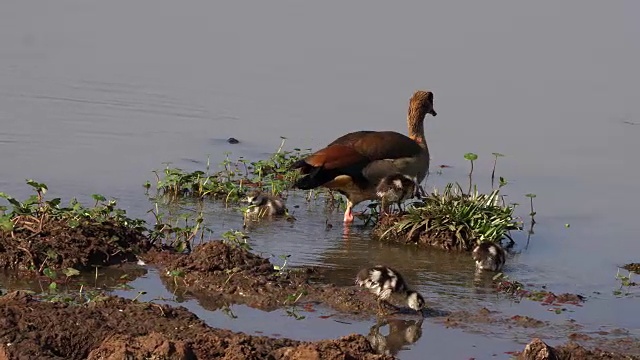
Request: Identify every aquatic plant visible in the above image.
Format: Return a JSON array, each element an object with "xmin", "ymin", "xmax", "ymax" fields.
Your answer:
[
  {"xmin": 380, "ymin": 183, "xmax": 520, "ymax": 250},
  {"xmin": 373, "ymin": 152, "xmax": 530, "ymax": 250},
  {"xmin": 150, "ymin": 138, "xmax": 312, "ymax": 203},
  {"xmin": 0, "ymin": 180, "xmax": 146, "ymax": 234},
  {"xmin": 613, "ymin": 268, "xmax": 638, "ymax": 297},
  {"xmin": 221, "ymin": 229, "xmax": 252, "ymax": 250},
  {"xmin": 147, "ymin": 202, "xmax": 208, "ymax": 253},
  {"xmin": 463, "ymin": 152, "xmax": 478, "ymax": 194}
]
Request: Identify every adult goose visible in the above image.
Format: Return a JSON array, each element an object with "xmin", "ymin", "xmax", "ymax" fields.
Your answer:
[{"xmin": 291, "ymin": 90, "xmax": 437, "ymax": 223}]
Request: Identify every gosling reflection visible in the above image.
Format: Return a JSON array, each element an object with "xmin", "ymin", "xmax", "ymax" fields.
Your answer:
[{"xmin": 367, "ymin": 318, "xmax": 424, "ymax": 356}]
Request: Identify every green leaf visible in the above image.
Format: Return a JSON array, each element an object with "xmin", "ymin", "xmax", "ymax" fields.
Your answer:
[
  {"xmin": 0, "ymin": 216, "xmax": 14, "ymax": 232},
  {"xmin": 62, "ymin": 268, "xmax": 80, "ymax": 277},
  {"xmin": 26, "ymin": 179, "xmax": 48, "ymax": 193},
  {"xmin": 464, "ymin": 153, "xmax": 478, "ymax": 161},
  {"xmin": 43, "ymin": 268, "xmax": 57, "ymax": 280},
  {"xmin": 92, "ymin": 194, "xmax": 107, "ymax": 202}
]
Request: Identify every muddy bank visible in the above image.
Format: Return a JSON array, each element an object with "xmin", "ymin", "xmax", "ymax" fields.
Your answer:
[
  {"xmin": 144, "ymin": 240, "xmax": 388, "ymax": 316},
  {"xmin": 519, "ymin": 338, "xmax": 640, "ymax": 360},
  {"xmin": 0, "ymin": 290, "xmax": 391, "ymax": 360},
  {"xmin": 0, "ymin": 217, "xmax": 150, "ymax": 273}
]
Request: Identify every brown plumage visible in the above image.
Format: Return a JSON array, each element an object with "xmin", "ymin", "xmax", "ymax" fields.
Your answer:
[{"xmin": 291, "ymin": 90, "xmax": 437, "ymax": 223}]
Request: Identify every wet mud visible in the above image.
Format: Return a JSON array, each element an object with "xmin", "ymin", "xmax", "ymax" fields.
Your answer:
[
  {"xmin": 518, "ymin": 338, "xmax": 640, "ymax": 360},
  {"xmin": 0, "ymin": 218, "xmax": 150, "ymax": 273},
  {"xmin": 143, "ymin": 240, "xmax": 394, "ymax": 316},
  {"xmin": 2, "ymin": 223, "xmax": 639, "ymax": 359},
  {"xmin": 0, "ymin": 290, "xmax": 391, "ymax": 360}
]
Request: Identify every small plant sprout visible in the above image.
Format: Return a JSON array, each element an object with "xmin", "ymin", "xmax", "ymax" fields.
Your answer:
[
  {"xmin": 222, "ymin": 229, "xmax": 251, "ymax": 250},
  {"xmin": 273, "ymin": 254, "xmax": 291, "ymax": 274},
  {"xmin": 464, "ymin": 153, "xmax": 478, "ymax": 194},
  {"xmin": 284, "ymin": 289, "xmax": 308, "ymax": 320},
  {"xmin": 167, "ymin": 269, "xmax": 186, "ymax": 287},
  {"xmin": 132, "ymin": 291, "xmax": 147, "ymax": 302},
  {"xmin": 525, "ymin": 193, "xmax": 537, "ymax": 224},
  {"xmin": 221, "ymin": 303, "xmax": 238, "ymax": 319},
  {"xmin": 614, "ymin": 269, "xmax": 637, "ymax": 297},
  {"xmin": 490, "ymin": 153, "xmax": 505, "ymax": 188},
  {"xmin": 62, "ymin": 267, "xmax": 80, "ymax": 280}
]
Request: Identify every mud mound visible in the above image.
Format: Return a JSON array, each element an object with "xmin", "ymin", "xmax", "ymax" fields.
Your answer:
[
  {"xmin": 0, "ymin": 218, "xmax": 150, "ymax": 272},
  {"xmin": 0, "ymin": 291, "xmax": 391, "ymax": 360},
  {"xmin": 145, "ymin": 241, "xmax": 391, "ymax": 315},
  {"xmin": 167, "ymin": 241, "xmax": 274, "ymax": 275},
  {"xmin": 519, "ymin": 338, "xmax": 640, "ymax": 360},
  {"xmin": 372, "ymin": 214, "xmax": 465, "ymax": 251},
  {"xmin": 87, "ymin": 333, "xmax": 195, "ymax": 360}
]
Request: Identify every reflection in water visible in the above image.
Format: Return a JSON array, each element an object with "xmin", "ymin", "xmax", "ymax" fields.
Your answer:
[
  {"xmin": 367, "ymin": 318, "xmax": 424, "ymax": 356},
  {"xmin": 0, "ymin": 264, "xmax": 148, "ymax": 294}
]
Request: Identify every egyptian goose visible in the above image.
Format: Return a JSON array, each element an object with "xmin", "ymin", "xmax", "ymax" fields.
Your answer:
[
  {"xmin": 472, "ymin": 242, "xmax": 506, "ymax": 272},
  {"xmin": 291, "ymin": 90, "xmax": 436, "ymax": 223},
  {"xmin": 376, "ymin": 173, "xmax": 419, "ymax": 214},
  {"xmin": 244, "ymin": 190, "xmax": 287, "ymax": 217},
  {"xmin": 355, "ymin": 265, "xmax": 425, "ymax": 315}
]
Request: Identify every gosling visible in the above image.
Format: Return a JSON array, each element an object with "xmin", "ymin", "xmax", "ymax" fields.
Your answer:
[
  {"xmin": 244, "ymin": 190, "xmax": 287, "ymax": 217},
  {"xmin": 472, "ymin": 242, "xmax": 506, "ymax": 272},
  {"xmin": 355, "ymin": 265, "xmax": 425, "ymax": 315},
  {"xmin": 376, "ymin": 174, "xmax": 419, "ymax": 214}
]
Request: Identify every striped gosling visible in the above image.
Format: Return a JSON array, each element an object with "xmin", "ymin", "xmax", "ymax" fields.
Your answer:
[
  {"xmin": 375, "ymin": 174, "xmax": 419, "ymax": 214},
  {"xmin": 356, "ymin": 265, "xmax": 425, "ymax": 314},
  {"xmin": 472, "ymin": 242, "xmax": 506, "ymax": 272},
  {"xmin": 244, "ymin": 190, "xmax": 287, "ymax": 217}
]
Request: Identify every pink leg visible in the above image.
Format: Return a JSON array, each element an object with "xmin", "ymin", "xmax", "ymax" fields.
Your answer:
[{"xmin": 343, "ymin": 205, "xmax": 354, "ymax": 223}]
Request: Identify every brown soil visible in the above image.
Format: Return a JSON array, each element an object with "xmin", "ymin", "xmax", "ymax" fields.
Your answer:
[
  {"xmin": 0, "ymin": 290, "xmax": 391, "ymax": 360},
  {"xmin": 0, "ymin": 218, "xmax": 150, "ymax": 273},
  {"xmin": 372, "ymin": 214, "xmax": 472, "ymax": 251},
  {"xmin": 144, "ymin": 241, "xmax": 389, "ymax": 316},
  {"xmin": 518, "ymin": 338, "xmax": 640, "ymax": 360}
]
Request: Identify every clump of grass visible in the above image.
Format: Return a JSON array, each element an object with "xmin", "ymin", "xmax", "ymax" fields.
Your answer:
[
  {"xmin": 150, "ymin": 138, "xmax": 311, "ymax": 203},
  {"xmin": 381, "ymin": 183, "xmax": 520, "ymax": 250}
]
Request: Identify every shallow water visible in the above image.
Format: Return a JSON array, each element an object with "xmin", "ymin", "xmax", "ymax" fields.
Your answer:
[{"xmin": 2, "ymin": 0, "xmax": 640, "ymax": 358}]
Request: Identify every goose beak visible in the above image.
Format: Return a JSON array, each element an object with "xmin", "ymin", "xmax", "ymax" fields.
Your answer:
[{"xmin": 429, "ymin": 109, "xmax": 437, "ymax": 116}]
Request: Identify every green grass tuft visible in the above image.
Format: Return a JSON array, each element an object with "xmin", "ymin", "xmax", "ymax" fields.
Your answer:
[{"xmin": 379, "ymin": 183, "xmax": 521, "ymax": 250}]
